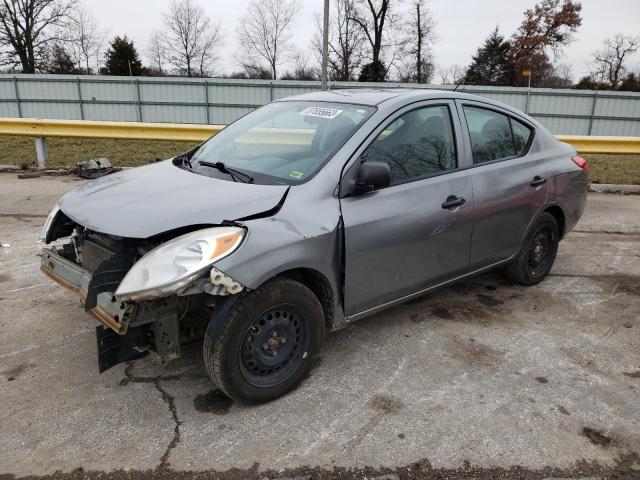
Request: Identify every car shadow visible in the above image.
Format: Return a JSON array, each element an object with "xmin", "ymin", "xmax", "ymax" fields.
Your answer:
[{"xmin": 121, "ymin": 269, "xmax": 521, "ymax": 403}]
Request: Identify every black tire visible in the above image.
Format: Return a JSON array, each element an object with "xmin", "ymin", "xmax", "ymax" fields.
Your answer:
[
  {"xmin": 505, "ymin": 212, "xmax": 559, "ymax": 286},
  {"xmin": 203, "ymin": 277, "xmax": 325, "ymax": 403}
]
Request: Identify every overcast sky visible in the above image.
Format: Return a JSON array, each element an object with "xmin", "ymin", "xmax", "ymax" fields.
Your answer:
[{"xmin": 83, "ymin": 0, "xmax": 640, "ymax": 81}]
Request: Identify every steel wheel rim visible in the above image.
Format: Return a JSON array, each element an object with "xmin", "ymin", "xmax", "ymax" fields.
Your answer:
[
  {"xmin": 528, "ymin": 227, "xmax": 555, "ymax": 278},
  {"xmin": 239, "ymin": 304, "xmax": 310, "ymax": 388}
]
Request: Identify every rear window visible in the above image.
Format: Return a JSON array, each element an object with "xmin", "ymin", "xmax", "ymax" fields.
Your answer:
[{"xmin": 463, "ymin": 106, "xmax": 532, "ymax": 164}]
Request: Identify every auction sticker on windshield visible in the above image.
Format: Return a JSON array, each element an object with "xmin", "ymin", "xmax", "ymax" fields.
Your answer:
[{"xmin": 300, "ymin": 106, "xmax": 343, "ymax": 119}]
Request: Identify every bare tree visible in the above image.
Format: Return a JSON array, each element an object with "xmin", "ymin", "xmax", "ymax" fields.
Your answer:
[
  {"xmin": 592, "ymin": 34, "xmax": 640, "ymax": 89},
  {"xmin": 65, "ymin": 4, "xmax": 105, "ymax": 74},
  {"xmin": 281, "ymin": 51, "xmax": 319, "ymax": 80},
  {"xmin": 349, "ymin": 0, "xmax": 398, "ymax": 80},
  {"xmin": 146, "ymin": 30, "xmax": 168, "ymax": 75},
  {"xmin": 312, "ymin": 0, "xmax": 364, "ymax": 81},
  {"xmin": 439, "ymin": 64, "xmax": 465, "ymax": 85},
  {"xmin": 162, "ymin": 0, "xmax": 222, "ymax": 77},
  {"xmin": 397, "ymin": 0, "xmax": 437, "ymax": 83},
  {"xmin": 552, "ymin": 62, "xmax": 573, "ymax": 86},
  {"xmin": 237, "ymin": 0, "xmax": 301, "ymax": 80},
  {"xmin": 0, "ymin": 0, "xmax": 75, "ymax": 72}
]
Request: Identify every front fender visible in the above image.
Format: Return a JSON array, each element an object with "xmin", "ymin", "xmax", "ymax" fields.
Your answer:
[{"xmin": 215, "ymin": 215, "xmax": 341, "ymax": 291}]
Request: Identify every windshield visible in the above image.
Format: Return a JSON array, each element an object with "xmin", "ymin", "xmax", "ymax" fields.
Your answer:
[{"xmin": 186, "ymin": 101, "xmax": 375, "ymax": 185}]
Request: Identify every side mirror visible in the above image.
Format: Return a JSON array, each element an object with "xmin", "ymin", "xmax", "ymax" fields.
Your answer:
[{"xmin": 355, "ymin": 161, "xmax": 391, "ymax": 194}]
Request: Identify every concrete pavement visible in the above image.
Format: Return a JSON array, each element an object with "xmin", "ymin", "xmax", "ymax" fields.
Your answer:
[{"xmin": 0, "ymin": 174, "xmax": 638, "ymax": 479}]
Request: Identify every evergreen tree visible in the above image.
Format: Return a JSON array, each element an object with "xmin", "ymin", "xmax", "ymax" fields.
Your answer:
[
  {"xmin": 359, "ymin": 60, "xmax": 387, "ymax": 82},
  {"xmin": 104, "ymin": 36, "xmax": 143, "ymax": 76},
  {"xmin": 619, "ymin": 72, "xmax": 640, "ymax": 92},
  {"xmin": 464, "ymin": 27, "xmax": 512, "ymax": 86},
  {"xmin": 45, "ymin": 44, "xmax": 79, "ymax": 74}
]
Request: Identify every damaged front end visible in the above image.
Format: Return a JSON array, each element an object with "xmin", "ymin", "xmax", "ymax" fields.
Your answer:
[{"xmin": 40, "ymin": 206, "xmax": 246, "ymax": 372}]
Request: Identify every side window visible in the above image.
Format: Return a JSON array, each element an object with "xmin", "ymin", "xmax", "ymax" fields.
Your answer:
[
  {"xmin": 463, "ymin": 106, "xmax": 517, "ymax": 164},
  {"xmin": 360, "ymin": 105, "xmax": 457, "ymax": 185},
  {"xmin": 511, "ymin": 118, "xmax": 533, "ymax": 154}
]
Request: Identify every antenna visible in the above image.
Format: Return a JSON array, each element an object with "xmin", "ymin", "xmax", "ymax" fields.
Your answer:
[{"xmin": 453, "ymin": 76, "xmax": 465, "ymax": 92}]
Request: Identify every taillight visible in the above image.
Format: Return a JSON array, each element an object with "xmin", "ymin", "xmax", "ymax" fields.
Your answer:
[{"xmin": 572, "ymin": 155, "xmax": 588, "ymax": 170}]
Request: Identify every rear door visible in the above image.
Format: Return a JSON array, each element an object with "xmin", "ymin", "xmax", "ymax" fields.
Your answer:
[
  {"xmin": 456, "ymin": 101, "xmax": 548, "ymax": 268},
  {"xmin": 340, "ymin": 100, "xmax": 475, "ymax": 317}
]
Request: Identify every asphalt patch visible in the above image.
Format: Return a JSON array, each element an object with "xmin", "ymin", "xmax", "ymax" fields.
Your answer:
[
  {"xmin": 369, "ymin": 394, "xmax": 402, "ymax": 414},
  {"xmin": 613, "ymin": 278, "xmax": 640, "ymax": 296},
  {"xmin": 582, "ymin": 427, "xmax": 612, "ymax": 447},
  {"xmin": 3, "ymin": 363, "xmax": 31, "ymax": 381},
  {"xmin": 193, "ymin": 390, "xmax": 233, "ymax": 415},
  {"xmin": 475, "ymin": 294, "xmax": 504, "ymax": 307},
  {"xmin": 623, "ymin": 371, "xmax": 640, "ymax": 378},
  {"xmin": 431, "ymin": 307, "xmax": 454, "ymax": 320}
]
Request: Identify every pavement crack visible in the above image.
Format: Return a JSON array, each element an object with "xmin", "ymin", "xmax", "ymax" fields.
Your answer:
[
  {"xmin": 154, "ymin": 379, "xmax": 182, "ymax": 470},
  {"xmin": 119, "ymin": 362, "xmax": 183, "ymax": 470}
]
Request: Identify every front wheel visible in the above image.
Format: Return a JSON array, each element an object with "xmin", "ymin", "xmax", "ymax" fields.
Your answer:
[
  {"xmin": 505, "ymin": 212, "xmax": 559, "ymax": 286},
  {"xmin": 203, "ymin": 277, "xmax": 325, "ymax": 403}
]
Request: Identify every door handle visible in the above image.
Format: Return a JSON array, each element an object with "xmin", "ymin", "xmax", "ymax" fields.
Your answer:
[
  {"xmin": 530, "ymin": 176, "xmax": 547, "ymax": 187},
  {"xmin": 441, "ymin": 195, "xmax": 466, "ymax": 210}
]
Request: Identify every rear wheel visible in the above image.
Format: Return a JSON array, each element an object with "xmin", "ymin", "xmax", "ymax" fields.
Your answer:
[
  {"xmin": 203, "ymin": 277, "xmax": 324, "ymax": 403},
  {"xmin": 505, "ymin": 212, "xmax": 559, "ymax": 286}
]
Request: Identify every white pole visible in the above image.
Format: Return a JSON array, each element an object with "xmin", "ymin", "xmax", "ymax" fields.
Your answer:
[
  {"xmin": 35, "ymin": 137, "xmax": 48, "ymax": 169},
  {"xmin": 321, "ymin": 0, "xmax": 330, "ymax": 90},
  {"xmin": 526, "ymin": 71, "xmax": 532, "ymax": 114}
]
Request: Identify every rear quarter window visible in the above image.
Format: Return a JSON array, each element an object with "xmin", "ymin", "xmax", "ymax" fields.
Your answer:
[
  {"xmin": 462, "ymin": 106, "xmax": 533, "ymax": 164},
  {"xmin": 511, "ymin": 118, "xmax": 533, "ymax": 154}
]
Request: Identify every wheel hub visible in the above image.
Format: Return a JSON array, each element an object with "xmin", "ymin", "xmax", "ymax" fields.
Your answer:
[
  {"xmin": 240, "ymin": 307, "xmax": 305, "ymax": 381},
  {"xmin": 528, "ymin": 228, "xmax": 554, "ymax": 278}
]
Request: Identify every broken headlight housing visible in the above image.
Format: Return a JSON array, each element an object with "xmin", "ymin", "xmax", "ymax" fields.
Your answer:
[
  {"xmin": 115, "ymin": 226, "xmax": 245, "ymax": 302},
  {"xmin": 40, "ymin": 203, "xmax": 60, "ymax": 243}
]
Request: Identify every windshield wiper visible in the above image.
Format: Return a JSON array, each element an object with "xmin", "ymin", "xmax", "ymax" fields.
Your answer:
[
  {"xmin": 199, "ymin": 161, "xmax": 254, "ymax": 184},
  {"xmin": 176, "ymin": 145, "xmax": 202, "ymax": 169}
]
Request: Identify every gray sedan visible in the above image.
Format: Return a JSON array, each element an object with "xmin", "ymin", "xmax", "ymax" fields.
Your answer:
[{"xmin": 40, "ymin": 89, "xmax": 588, "ymax": 402}]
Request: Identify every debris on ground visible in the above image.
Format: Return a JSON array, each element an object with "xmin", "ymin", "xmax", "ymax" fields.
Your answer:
[
  {"xmin": 17, "ymin": 172, "xmax": 41, "ymax": 179},
  {"xmin": 77, "ymin": 157, "xmax": 115, "ymax": 179}
]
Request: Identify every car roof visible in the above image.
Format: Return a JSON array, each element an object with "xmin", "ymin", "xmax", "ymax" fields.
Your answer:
[
  {"xmin": 276, "ymin": 88, "xmax": 541, "ymax": 128},
  {"xmin": 276, "ymin": 88, "xmax": 476, "ymax": 106}
]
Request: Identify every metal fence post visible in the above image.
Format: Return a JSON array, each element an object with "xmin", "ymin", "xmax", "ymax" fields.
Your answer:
[
  {"xmin": 269, "ymin": 82, "xmax": 274, "ymax": 102},
  {"xmin": 204, "ymin": 80, "xmax": 210, "ymax": 124},
  {"xmin": 588, "ymin": 92, "xmax": 598, "ymax": 135},
  {"xmin": 35, "ymin": 137, "xmax": 48, "ymax": 168},
  {"xmin": 76, "ymin": 77, "xmax": 85, "ymax": 120},
  {"xmin": 13, "ymin": 76, "xmax": 22, "ymax": 118},
  {"xmin": 134, "ymin": 78, "xmax": 142, "ymax": 122}
]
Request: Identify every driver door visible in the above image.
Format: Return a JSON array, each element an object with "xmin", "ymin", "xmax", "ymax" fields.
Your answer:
[{"xmin": 340, "ymin": 101, "xmax": 475, "ymax": 317}]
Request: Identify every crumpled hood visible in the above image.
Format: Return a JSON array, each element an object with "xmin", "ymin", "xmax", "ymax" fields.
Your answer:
[{"xmin": 59, "ymin": 160, "xmax": 288, "ymax": 238}]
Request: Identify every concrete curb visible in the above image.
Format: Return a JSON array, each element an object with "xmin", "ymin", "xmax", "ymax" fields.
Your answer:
[{"xmin": 588, "ymin": 183, "xmax": 640, "ymax": 194}]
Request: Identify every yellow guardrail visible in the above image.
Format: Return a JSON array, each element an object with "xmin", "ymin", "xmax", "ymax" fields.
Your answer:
[
  {"xmin": 555, "ymin": 135, "xmax": 640, "ymax": 154},
  {"xmin": 0, "ymin": 118, "xmax": 638, "ymax": 161},
  {"xmin": 0, "ymin": 118, "xmax": 224, "ymax": 142}
]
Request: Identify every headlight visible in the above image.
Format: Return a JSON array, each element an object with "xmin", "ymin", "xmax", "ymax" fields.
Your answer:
[
  {"xmin": 115, "ymin": 226, "xmax": 245, "ymax": 301},
  {"xmin": 40, "ymin": 204, "xmax": 60, "ymax": 243}
]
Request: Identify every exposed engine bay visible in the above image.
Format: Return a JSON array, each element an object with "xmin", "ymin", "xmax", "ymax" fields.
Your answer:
[{"xmin": 41, "ymin": 209, "xmax": 242, "ymax": 372}]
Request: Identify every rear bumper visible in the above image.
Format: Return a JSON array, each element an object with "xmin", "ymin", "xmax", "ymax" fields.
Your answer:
[{"xmin": 41, "ymin": 247, "xmax": 129, "ymax": 334}]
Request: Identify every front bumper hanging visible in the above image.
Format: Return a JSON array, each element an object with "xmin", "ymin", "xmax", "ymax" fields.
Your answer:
[{"xmin": 41, "ymin": 247, "xmax": 132, "ymax": 334}]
